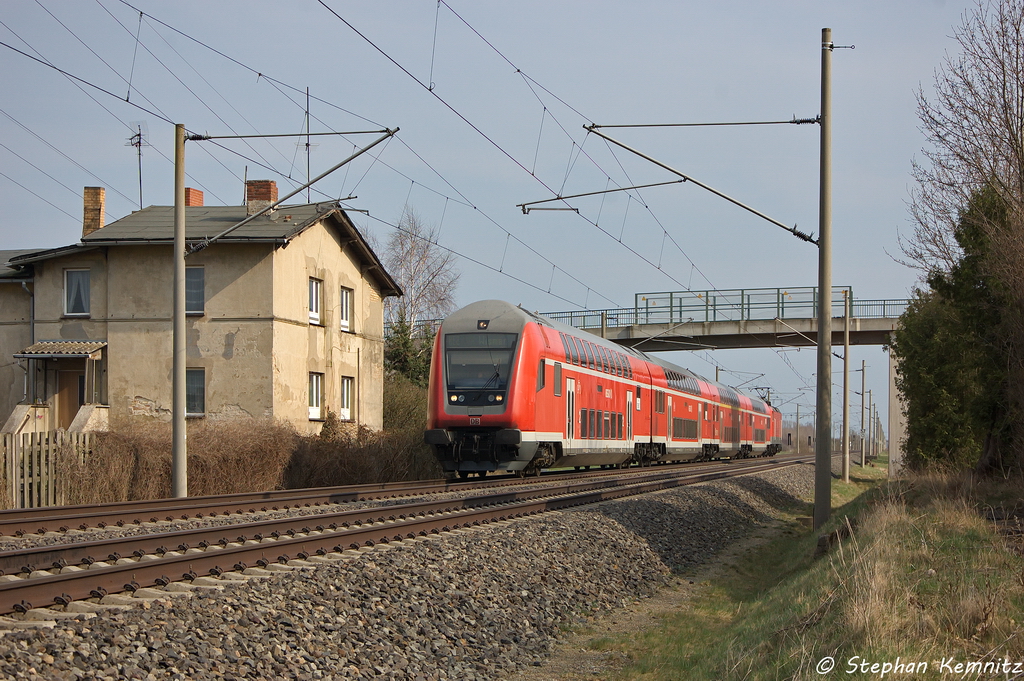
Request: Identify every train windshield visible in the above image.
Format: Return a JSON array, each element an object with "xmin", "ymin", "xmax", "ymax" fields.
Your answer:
[{"xmin": 445, "ymin": 333, "xmax": 518, "ymax": 390}]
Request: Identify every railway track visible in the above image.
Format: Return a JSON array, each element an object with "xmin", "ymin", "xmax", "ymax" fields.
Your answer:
[{"xmin": 0, "ymin": 454, "xmax": 809, "ymax": 619}]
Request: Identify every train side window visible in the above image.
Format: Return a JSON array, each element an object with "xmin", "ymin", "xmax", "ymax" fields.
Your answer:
[
  {"xmin": 559, "ymin": 334, "xmax": 572, "ymax": 364},
  {"xmin": 601, "ymin": 347, "xmax": 611, "ymax": 374},
  {"xmin": 580, "ymin": 408, "xmax": 588, "ymax": 439},
  {"xmin": 594, "ymin": 344, "xmax": 605, "ymax": 372},
  {"xmin": 571, "ymin": 337, "xmax": 583, "ymax": 366},
  {"xmin": 568, "ymin": 337, "xmax": 580, "ymax": 365},
  {"xmin": 554, "ymin": 363, "xmax": 562, "ymax": 397},
  {"xmin": 585, "ymin": 342, "xmax": 596, "ymax": 371},
  {"xmin": 609, "ymin": 351, "xmax": 619, "ymax": 376},
  {"xmin": 616, "ymin": 353, "xmax": 624, "ymax": 377},
  {"xmin": 589, "ymin": 409, "xmax": 597, "ymax": 438},
  {"xmin": 603, "ymin": 411, "xmax": 611, "ymax": 439},
  {"xmin": 596, "ymin": 410, "xmax": 604, "ymax": 439},
  {"xmin": 617, "ymin": 413, "xmax": 623, "ymax": 439},
  {"xmin": 537, "ymin": 359, "xmax": 546, "ymax": 391}
]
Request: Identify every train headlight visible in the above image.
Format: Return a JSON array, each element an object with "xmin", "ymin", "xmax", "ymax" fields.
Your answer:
[
  {"xmin": 487, "ymin": 394, "xmax": 495, "ymax": 402},
  {"xmin": 495, "ymin": 395, "xmax": 503, "ymax": 402},
  {"xmin": 450, "ymin": 394, "xmax": 458, "ymax": 402},
  {"xmin": 457, "ymin": 395, "xmax": 465, "ymax": 403}
]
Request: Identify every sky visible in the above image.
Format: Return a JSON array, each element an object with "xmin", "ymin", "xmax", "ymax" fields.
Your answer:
[{"xmin": 0, "ymin": 0, "xmax": 975, "ymax": 439}]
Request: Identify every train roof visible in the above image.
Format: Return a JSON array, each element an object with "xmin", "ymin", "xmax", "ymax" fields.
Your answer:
[{"xmin": 442, "ymin": 300, "xmax": 777, "ymax": 413}]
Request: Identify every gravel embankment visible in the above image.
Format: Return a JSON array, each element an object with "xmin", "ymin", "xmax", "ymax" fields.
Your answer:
[{"xmin": 0, "ymin": 463, "xmax": 812, "ymax": 680}]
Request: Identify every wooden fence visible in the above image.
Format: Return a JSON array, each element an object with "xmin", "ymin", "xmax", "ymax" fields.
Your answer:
[{"xmin": 0, "ymin": 432, "xmax": 93, "ymax": 509}]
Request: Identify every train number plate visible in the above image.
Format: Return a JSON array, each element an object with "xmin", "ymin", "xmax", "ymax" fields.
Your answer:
[{"xmin": 470, "ymin": 417, "xmax": 481, "ymax": 425}]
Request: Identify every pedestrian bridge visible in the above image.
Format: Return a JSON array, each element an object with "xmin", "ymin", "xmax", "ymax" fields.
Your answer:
[{"xmin": 544, "ymin": 286, "xmax": 907, "ymax": 351}]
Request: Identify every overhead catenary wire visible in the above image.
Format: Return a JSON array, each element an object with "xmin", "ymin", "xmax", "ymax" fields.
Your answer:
[{"xmin": 0, "ymin": 14, "xmax": 228, "ymax": 205}]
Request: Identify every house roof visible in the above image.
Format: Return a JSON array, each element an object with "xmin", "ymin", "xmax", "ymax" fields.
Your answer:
[
  {"xmin": 14, "ymin": 340, "xmax": 107, "ymax": 359},
  {"xmin": 0, "ymin": 249, "xmax": 45, "ymax": 279},
  {"xmin": 81, "ymin": 203, "xmax": 334, "ymax": 243},
  {"xmin": 5, "ymin": 202, "xmax": 403, "ymax": 298}
]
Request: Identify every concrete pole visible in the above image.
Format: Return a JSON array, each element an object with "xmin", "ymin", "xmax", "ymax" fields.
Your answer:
[
  {"xmin": 866, "ymin": 389, "xmax": 873, "ymax": 464},
  {"xmin": 795, "ymin": 404, "xmax": 800, "ymax": 454},
  {"xmin": 842, "ymin": 290, "xmax": 850, "ymax": 483},
  {"xmin": 814, "ymin": 28, "xmax": 833, "ymax": 530},
  {"xmin": 860, "ymin": 359, "xmax": 866, "ymax": 466},
  {"xmin": 172, "ymin": 123, "xmax": 187, "ymax": 498}
]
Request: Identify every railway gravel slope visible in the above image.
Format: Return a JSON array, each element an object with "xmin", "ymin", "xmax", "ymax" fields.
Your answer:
[{"xmin": 0, "ymin": 464, "xmax": 812, "ymax": 680}]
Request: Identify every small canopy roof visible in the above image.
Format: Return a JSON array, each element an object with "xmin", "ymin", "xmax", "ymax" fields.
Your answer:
[{"xmin": 14, "ymin": 340, "xmax": 107, "ymax": 359}]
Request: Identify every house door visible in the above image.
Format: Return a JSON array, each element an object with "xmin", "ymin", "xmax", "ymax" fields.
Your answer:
[
  {"xmin": 565, "ymin": 378, "xmax": 576, "ymax": 440},
  {"xmin": 57, "ymin": 371, "xmax": 86, "ymax": 429}
]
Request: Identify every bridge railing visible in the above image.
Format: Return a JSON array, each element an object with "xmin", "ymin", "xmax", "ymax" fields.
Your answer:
[
  {"xmin": 390, "ymin": 288, "xmax": 909, "ymax": 336},
  {"xmin": 546, "ymin": 287, "xmax": 908, "ymax": 329}
]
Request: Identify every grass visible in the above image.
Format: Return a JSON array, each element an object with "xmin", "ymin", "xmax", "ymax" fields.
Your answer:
[{"xmin": 584, "ymin": 456, "xmax": 1024, "ymax": 680}]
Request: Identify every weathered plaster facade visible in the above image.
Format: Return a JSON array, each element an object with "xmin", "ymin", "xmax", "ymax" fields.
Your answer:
[{"xmin": 1, "ymin": 184, "xmax": 400, "ymax": 436}]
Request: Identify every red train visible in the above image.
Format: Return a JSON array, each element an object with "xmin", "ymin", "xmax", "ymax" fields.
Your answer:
[{"xmin": 424, "ymin": 300, "xmax": 782, "ymax": 477}]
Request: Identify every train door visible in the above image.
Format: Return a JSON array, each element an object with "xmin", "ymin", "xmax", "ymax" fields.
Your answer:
[
  {"xmin": 667, "ymin": 397, "xmax": 673, "ymax": 442},
  {"xmin": 565, "ymin": 378, "xmax": 576, "ymax": 440},
  {"xmin": 626, "ymin": 391, "xmax": 634, "ymax": 442}
]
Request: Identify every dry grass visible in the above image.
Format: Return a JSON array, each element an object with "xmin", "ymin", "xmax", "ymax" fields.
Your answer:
[{"xmin": 602, "ymin": 463, "xmax": 1024, "ymax": 680}]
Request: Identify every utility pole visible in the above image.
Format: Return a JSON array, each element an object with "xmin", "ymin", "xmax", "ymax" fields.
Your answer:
[
  {"xmin": 860, "ymin": 359, "xmax": 866, "ymax": 466},
  {"xmin": 866, "ymin": 389, "xmax": 873, "ymax": 463},
  {"xmin": 172, "ymin": 123, "xmax": 187, "ymax": 498},
  {"xmin": 813, "ymin": 27, "xmax": 833, "ymax": 530},
  {"xmin": 795, "ymin": 404, "xmax": 800, "ymax": 454},
  {"xmin": 842, "ymin": 289, "xmax": 850, "ymax": 483}
]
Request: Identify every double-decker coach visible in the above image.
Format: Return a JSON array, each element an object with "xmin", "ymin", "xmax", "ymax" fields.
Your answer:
[{"xmin": 424, "ymin": 300, "xmax": 781, "ymax": 478}]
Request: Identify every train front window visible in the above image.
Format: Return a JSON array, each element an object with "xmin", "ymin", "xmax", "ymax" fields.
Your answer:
[{"xmin": 445, "ymin": 333, "xmax": 519, "ymax": 390}]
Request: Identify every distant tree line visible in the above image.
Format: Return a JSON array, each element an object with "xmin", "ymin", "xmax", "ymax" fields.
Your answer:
[{"xmin": 892, "ymin": 0, "xmax": 1024, "ymax": 473}]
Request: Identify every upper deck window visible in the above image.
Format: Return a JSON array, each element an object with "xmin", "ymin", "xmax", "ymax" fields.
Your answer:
[{"xmin": 445, "ymin": 333, "xmax": 518, "ymax": 390}]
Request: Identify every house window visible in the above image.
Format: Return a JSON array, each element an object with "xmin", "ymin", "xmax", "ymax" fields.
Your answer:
[
  {"xmin": 64, "ymin": 269, "xmax": 90, "ymax": 316},
  {"xmin": 339, "ymin": 286, "xmax": 353, "ymax": 332},
  {"xmin": 340, "ymin": 376, "xmax": 353, "ymax": 421},
  {"xmin": 309, "ymin": 372, "xmax": 323, "ymax": 420},
  {"xmin": 308, "ymin": 278, "xmax": 322, "ymax": 325},
  {"xmin": 186, "ymin": 368, "xmax": 205, "ymax": 416},
  {"xmin": 186, "ymin": 267, "xmax": 204, "ymax": 315}
]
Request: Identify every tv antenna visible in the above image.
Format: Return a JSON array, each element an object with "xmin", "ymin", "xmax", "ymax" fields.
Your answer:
[{"xmin": 126, "ymin": 121, "xmax": 150, "ymax": 210}]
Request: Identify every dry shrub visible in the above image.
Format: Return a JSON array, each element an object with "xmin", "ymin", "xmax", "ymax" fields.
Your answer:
[
  {"xmin": 50, "ymin": 373, "xmax": 440, "ymax": 503},
  {"xmin": 57, "ymin": 417, "xmax": 297, "ymax": 504},
  {"xmin": 282, "ymin": 374, "xmax": 441, "ymax": 488}
]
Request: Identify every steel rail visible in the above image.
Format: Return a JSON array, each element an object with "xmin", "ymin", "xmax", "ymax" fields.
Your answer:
[
  {"xmin": 0, "ymin": 454, "xmax": 801, "ymax": 537},
  {"xmin": 0, "ymin": 457, "xmax": 809, "ymax": 615}
]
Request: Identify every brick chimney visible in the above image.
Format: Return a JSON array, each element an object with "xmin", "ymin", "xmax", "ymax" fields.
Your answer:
[
  {"xmin": 82, "ymin": 187, "xmax": 105, "ymax": 238},
  {"xmin": 245, "ymin": 180, "xmax": 278, "ymax": 215},
  {"xmin": 184, "ymin": 187, "xmax": 204, "ymax": 207}
]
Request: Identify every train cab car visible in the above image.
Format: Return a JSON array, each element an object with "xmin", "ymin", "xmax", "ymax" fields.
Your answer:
[{"xmin": 425, "ymin": 300, "xmax": 780, "ymax": 478}]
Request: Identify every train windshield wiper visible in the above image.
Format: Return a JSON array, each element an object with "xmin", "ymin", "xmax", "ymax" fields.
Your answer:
[{"xmin": 481, "ymin": 365, "xmax": 501, "ymax": 389}]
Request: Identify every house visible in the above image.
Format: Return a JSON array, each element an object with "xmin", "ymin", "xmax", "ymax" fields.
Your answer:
[{"xmin": 0, "ymin": 181, "xmax": 402, "ymax": 436}]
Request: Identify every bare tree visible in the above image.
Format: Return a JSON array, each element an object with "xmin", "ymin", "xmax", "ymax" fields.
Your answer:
[
  {"xmin": 903, "ymin": 0, "xmax": 1024, "ymax": 276},
  {"xmin": 383, "ymin": 208, "xmax": 460, "ymax": 327}
]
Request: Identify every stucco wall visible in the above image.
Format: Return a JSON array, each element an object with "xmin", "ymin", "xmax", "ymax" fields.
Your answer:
[
  {"xmin": 0, "ymin": 281, "xmax": 32, "ymax": 424},
  {"xmin": 104, "ymin": 243, "xmax": 277, "ymax": 424},
  {"xmin": 272, "ymin": 218, "xmax": 387, "ymax": 434}
]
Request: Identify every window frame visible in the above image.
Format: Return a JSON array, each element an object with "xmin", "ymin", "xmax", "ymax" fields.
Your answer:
[
  {"xmin": 340, "ymin": 375, "xmax": 353, "ymax": 421},
  {"xmin": 309, "ymin": 372, "xmax": 324, "ymax": 420},
  {"xmin": 63, "ymin": 269, "xmax": 90, "ymax": 317},
  {"xmin": 186, "ymin": 266, "xmax": 205, "ymax": 316},
  {"xmin": 308, "ymin": 277, "xmax": 323, "ymax": 325},
  {"xmin": 185, "ymin": 367, "xmax": 206, "ymax": 417},
  {"xmin": 339, "ymin": 286, "xmax": 353, "ymax": 332}
]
